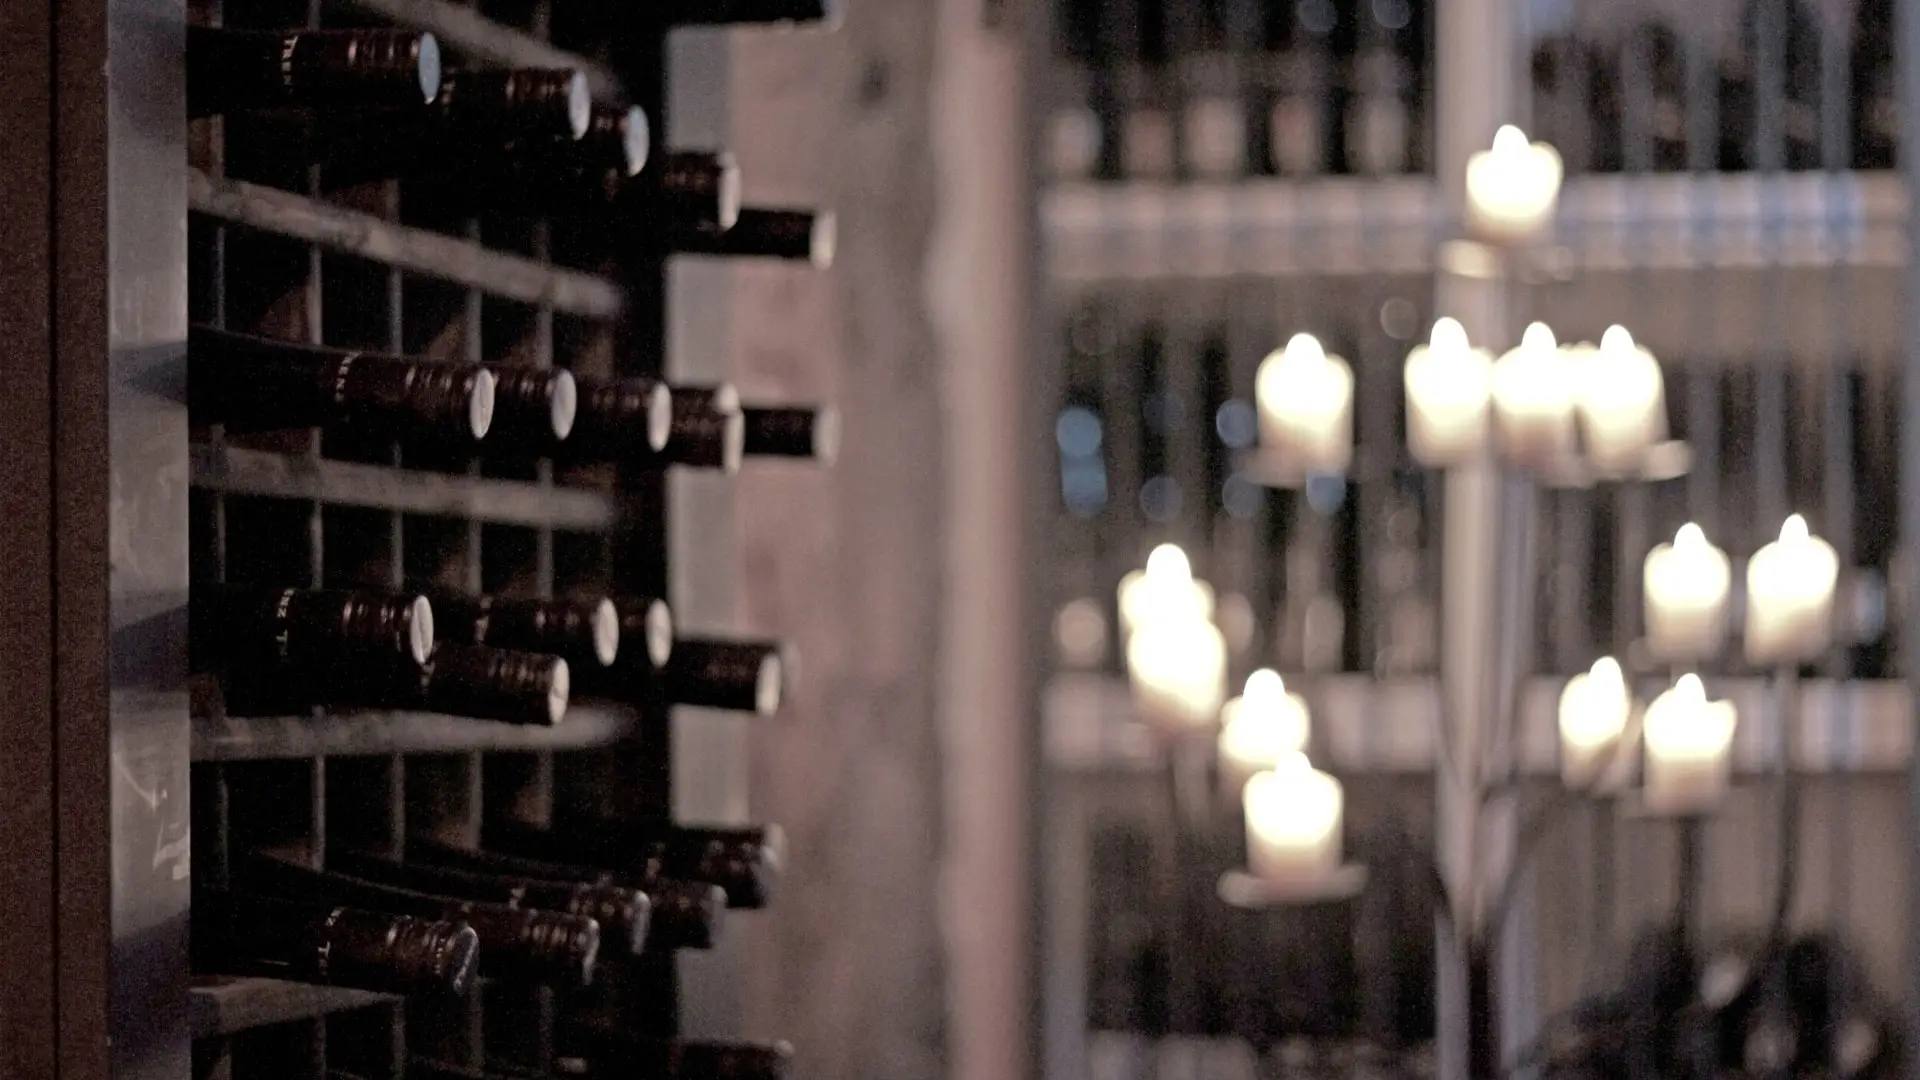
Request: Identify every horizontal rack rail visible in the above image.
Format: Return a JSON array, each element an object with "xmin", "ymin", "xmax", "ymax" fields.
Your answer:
[
  {"xmin": 191, "ymin": 445, "xmax": 618, "ymax": 530},
  {"xmin": 1047, "ymin": 674, "xmax": 1914, "ymax": 775},
  {"xmin": 191, "ymin": 977, "xmax": 394, "ymax": 1038},
  {"xmin": 192, "ymin": 704, "xmax": 636, "ymax": 761},
  {"xmin": 343, "ymin": 0, "xmax": 625, "ymax": 102},
  {"xmin": 189, "ymin": 170, "xmax": 627, "ymax": 318},
  {"xmin": 1043, "ymin": 171, "xmax": 1907, "ymax": 282}
]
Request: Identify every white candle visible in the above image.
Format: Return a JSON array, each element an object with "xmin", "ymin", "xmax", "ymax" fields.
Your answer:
[
  {"xmin": 1243, "ymin": 753, "xmax": 1343, "ymax": 882},
  {"xmin": 1558, "ymin": 656, "xmax": 1633, "ymax": 790},
  {"xmin": 1403, "ymin": 317, "xmax": 1494, "ymax": 466},
  {"xmin": 1491, "ymin": 322, "xmax": 1576, "ymax": 467},
  {"xmin": 1256, "ymin": 333, "xmax": 1354, "ymax": 472},
  {"xmin": 1575, "ymin": 325, "xmax": 1668, "ymax": 472},
  {"xmin": 1643, "ymin": 674, "xmax": 1737, "ymax": 814},
  {"xmin": 1643, "ymin": 523, "xmax": 1732, "ymax": 661},
  {"xmin": 1126, "ymin": 614, "xmax": 1228, "ymax": 735},
  {"xmin": 1117, "ymin": 543, "xmax": 1215, "ymax": 638},
  {"xmin": 1745, "ymin": 514, "xmax": 1840, "ymax": 665},
  {"xmin": 1218, "ymin": 669, "xmax": 1312, "ymax": 792},
  {"xmin": 1465, "ymin": 124, "xmax": 1564, "ymax": 243}
]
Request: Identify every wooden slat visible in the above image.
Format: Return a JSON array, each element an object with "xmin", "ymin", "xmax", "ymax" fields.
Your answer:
[
  {"xmin": 344, "ymin": 0, "xmax": 624, "ymax": 103},
  {"xmin": 192, "ymin": 705, "xmax": 636, "ymax": 761},
  {"xmin": 191, "ymin": 445, "xmax": 618, "ymax": 531},
  {"xmin": 188, "ymin": 170, "xmax": 626, "ymax": 318},
  {"xmin": 190, "ymin": 977, "xmax": 392, "ymax": 1038}
]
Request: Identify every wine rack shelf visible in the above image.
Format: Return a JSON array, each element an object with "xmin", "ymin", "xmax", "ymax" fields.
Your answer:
[
  {"xmin": 190, "ymin": 978, "xmax": 394, "ymax": 1039},
  {"xmin": 188, "ymin": 170, "xmax": 627, "ymax": 316},
  {"xmin": 192, "ymin": 704, "xmax": 636, "ymax": 762},
  {"xmin": 190, "ymin": 445, "xmax": 618, "ymax": 530},
  {"xmin": 1043, "ymin": 170, "xmax": 1906, "ymax": 282}
]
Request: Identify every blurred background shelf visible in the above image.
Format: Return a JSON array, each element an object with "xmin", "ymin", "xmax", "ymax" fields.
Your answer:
[
  {"xmin": 191, "ymin": 705, "xmax": 637, "ymax": 761},
  {"xmin": 189, "ymin": 978, "xmax": 394, "ymax": 1039}
]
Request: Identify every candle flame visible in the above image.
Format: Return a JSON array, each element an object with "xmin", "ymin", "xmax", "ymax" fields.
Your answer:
[
  {"xmin": 1521, "ymin": 321, "xmax": 1558, "ymax": 353},
  {"xmin": 1282, "ymin": 333, "xmax": 1326, "ymax": 368},
  {"xmin": 1492, "ymin": 124, "xmax": 1530, "ymax": 156},
  {"xmin": 1590, "ymin": 655, "xmax": 1624, "ymax": 687},
  {"xmin": 1780, "ymin": 514, "xmax": 1810, "ymax": 545},
  {"xmin": 1430, "ymin": 317, "xmax": 1469, "ymax": 353},
  {"xmin": 1600, "ymin": 324, "xmax": 1635, "ymax": 356},
  {"xmin": 1675, "ymin": 672, "xmax": 1706, "ymax": 701},
  {"xmin": 1144, "ymin": 543, "xmax": 1192, "ymax": 583},
  {"xmin": 1675, "ymin": 522, "xmax": 1708, "ymax": 549},
  {"xmin": 1243, "ymin": 667, "xmax": 1286, "ymax": 705}
]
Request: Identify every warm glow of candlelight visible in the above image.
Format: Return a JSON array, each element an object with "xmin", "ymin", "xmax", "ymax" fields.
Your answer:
[
  {"xmin": 1218, "ymin": 670, "xmax": 1311, "ymax": 791},
  {"xmin": 1118, "ymin": 543, "xmax": 1215, "ymax": 636},
  {"xmin": 1256, "ymin": 333, "xmax": 1354, "ymax": 471},
  {"xmin": 1465, "ymin": 124, "xmax": 1564, "ymax": 242},
  {"xmin": 1745, "ymin": 514, "xmax": 1841, "ymax": 665},
  {"xmin": 1643, "ymin": 674, "xmax": 1738, "ymax": 814},
  {"xmin": 1243, "ymin": 753, "xmax": 1344, "ymax": 881},
  {"xmin": 1404, "ymin": 317, "xmax": 1494, "ymax": 465},
  {"xmin": 1575, "ymin": 324, "xmax": 1668, "ymax": 471},
  {"xmin": 1644, "ymin": 523, "xmax": 1732, "ymax": 661},
  {"xmin": 1491, "ymin": 322, "xmax": 1576, "ymax": 465},
  {"xmin": 1558, "ymin": 656, "xmax": 1632, "ymax": 789}
]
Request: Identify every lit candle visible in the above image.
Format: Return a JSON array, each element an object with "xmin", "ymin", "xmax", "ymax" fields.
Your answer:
[
  {"xmin": 1218, "ymin": 669, "xmax": 1311, "ymax": 793},
  {"xmin": 1490, "ymin": 322, "xmax": 1576, "ymax": 466},
  {"xmin": 1575, "ymin": 325, "xmax": 1668, "ymax": 472},
  {"xmin": 1256, "ymin": 333, "xmax": 1353, "ymax": 473},
  {"xmin": 1403, "ymin": 316, "xmax": 1494, "ymax": 466},
  {"xmin": 1126, "ymin": 614, "xmax": 1228, "ymax": 735},
  {"xmin": 1744, "ymin": 514, "xmax": 1840, "ymax": 665},
  {"xmin": 1643, "ymin": 523, "xmax": 1732, "ymax": 661},
  {"xmin": 1465, "ymin": 124, "xmax": 1564, "ymax": 243},
  {"xmin": 1642, "ymin": 674, "xmax": 1737, "ymax": 814},
  {"xmin": 1243, "ymin": 753, "xmax": 1343, "ymax": 882},
  {"xmin": 1117, "ymin": 543, "xmax": 1214, "ymax": 638},
  {"xmin": 1558, "ymin": 656, "xmax": 1632, "ymax": 790}
]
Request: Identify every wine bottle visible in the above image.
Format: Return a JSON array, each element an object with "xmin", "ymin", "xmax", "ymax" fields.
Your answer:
[
  {"xmin": 562, "ymin": 376, "xmax": 674, "ymax": 462},
  {"xmin": 429, "ymin": 592, "xmax": 622, "ymax": 670},
  {"xmin": 411, "ymin": 643, "xmax": 571, "ymax": 727},
  {"xmin": 657, "ymin": 207, "xmax": 836, "ymax": 267},
  {"xmin": 1852, "ymin": 0, "xmax": 1895, "ymax": 170},
  {"xmin": 741, "ymin": 406, "xmax": 840, "ymax": 463},
  {"xmin": 193, "ymin": 889, "xmax": 478, "ymax": 995},
  {"xmin": 615, "ymin": 596, "xmax": 676, "ymax": 670},
  {"xmin": 665, "ymin": 637, "xmax": 788, "ymax": 715},
  {"xmin": 490, "ymin": 819, "xmax": 785, "ymax": 909},
  {"xmin": 554, "ymin": 1036, "xmax": 795, "ymax": 1080},
  {"xmin": 483, "ymin": 366, "xmax": 577, "ymax": 450},
  {"xmin": 186, "ymin": 26, "xmax": 441, "ymax": 117},
  {"xmin": 404, "ymin": 838, "xmax": 727, "ymax": 950},
  {"xmin": 1262, "ymin": 0, "xmax": 1332, "ymax": 176},
  {"xmin": 189, "ymin": 325, "xmax": 495, "ymax": 444},
  {"xmin": 626, "ymin": 384, "xmax": 745, "ymax": 473},
  {"xmin": 326, "ymin": 848, "xmax": 652, "ymax": 956},
  {"xmin": 1345, "ymin": 0, "xmax": 1412, "ymax": 175},
  {"xmin": 192, "ymin": 584, "xmax": 434, "ymax": 674},
  {"xmin": 431, "ymin": 67, "xmax": 591, "ymax": 142},
  {"xmin": 235, "ymin": 853, "xmax": 601, "ymax": 988},
  {"xmin": 627, "ymin": 151, "xmax": 743, "ymax": 234}
]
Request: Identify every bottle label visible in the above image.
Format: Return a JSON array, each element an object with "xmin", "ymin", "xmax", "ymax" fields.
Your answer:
[
  {"xmin": 280, "ymin": 35, "xmax": 300, "ymax": 91},
  {"xmin": 272, "ymin": 588, "xmax": 296, "ymax": 660},
  {"xmin": 316, "ymin": 906, "xmax": 346, "ymax": 979},
  {"xmin": 332, "ymin": 353, "xmax": 360, "ymax": 406}
]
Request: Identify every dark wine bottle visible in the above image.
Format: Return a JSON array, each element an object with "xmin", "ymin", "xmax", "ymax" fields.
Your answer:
[
  {"xmin": 1852, "ymin": 0, "xmax": 1896, "ymax": 170},
  {"xmin": 665, "ymin": 637, "xmax": 788, "ymax": 715},
  {"xmin": 432, "ymin": 67, "xmax": 591, "ymax": 142},
  {"xmin": 1262, "ymin": 0, "xmax": 1332, "ymax": 176},
  {"xmin": 553, "ymin": 1036, "xmax": 795, "ymax": 1080},
  {"xmin": 616, "ymin": 596, "xmax": 676, "ymax": 670},
  {"xmin": 429, "ymin": 592, "xmax": 622, "ymax": 670},
  {"xmin": 327, "ymin": 847, "xmax": 651, "ymax": 956},
  {"xmin": 656, "ymin": 207, "xmax": 836, "ymax": 267},
  {"xmin": 483, "ymin": 366, "xmax": 576, "ymax": 449},
  {"xmin": 559, "ymin": 376, "xmax": 674, "ymax": 463},
  {"xmin": 490, "ymin": 819, "xmax": 785, "ymax": 909},
  {"xmin": 189, "ymin": 325, "xmax": 495, "ymax": 444},
  {"xmin": 1345, "ymin": 0, "xmax": 1413, "ymax": 175},
  {"xmin": 741, "ymin": 405, "xmax": 840, "ymax": 463},
  {"xmin": 192, "ymin": 584, "xmax": 435, "ymax": 674},
  {"xmin": 236, "ymin": 853, "xmax": 601, "ymax": 988},
  {"xmin": 620, "ymin": 384, "xmax": 745, "ymax": 473},
  {"xmin": 193, "ymin": 889, "xmax": 478, "ymax": 995},
  {"xmin": 404, "ymin": 838, "xmax": 727, "ymax": 950},
  {"xmin": 186, "ymin": 26, "xmax": 441, "ymax": 117},
  {"xmin": 411, "ymin": 643, "xmax": 572, "ymax": 727},
  {"xmin": 626, "ymin": 151, "xmax": 744, "ymax": 233}
]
